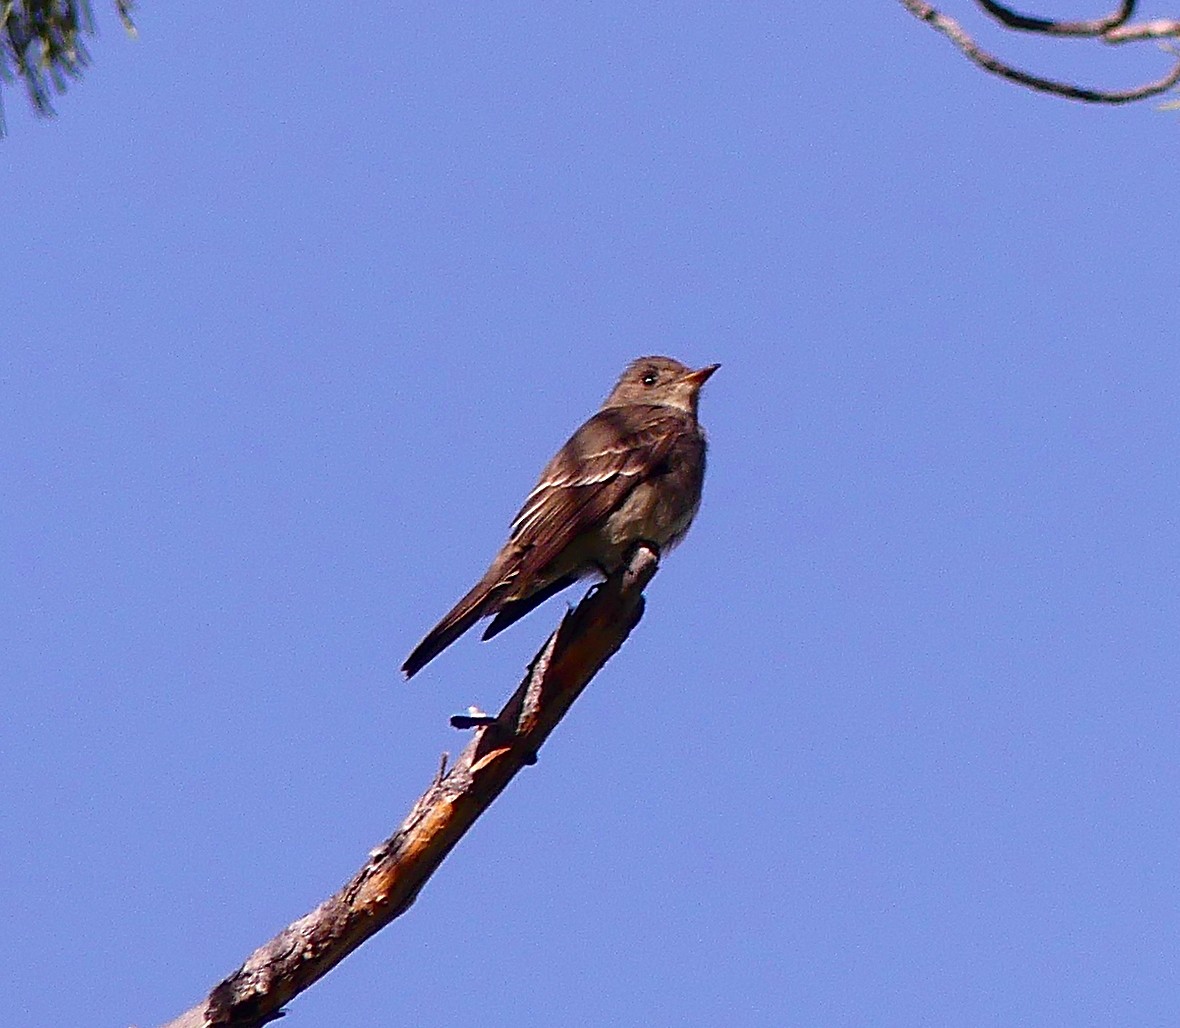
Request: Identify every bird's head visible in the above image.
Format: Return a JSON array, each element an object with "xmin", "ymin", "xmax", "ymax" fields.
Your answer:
[{"xmin": 604, "ymin": 356, "xmax": 720, "ymax": 416}]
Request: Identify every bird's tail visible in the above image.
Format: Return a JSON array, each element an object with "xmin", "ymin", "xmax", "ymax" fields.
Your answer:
[
  {"xmin": 401, "ymin": 575, "xmax": 505, "ymax": 678},
  {"xmin": 481, "ymin": 571, "xmax": 578, "ymax": 641}
]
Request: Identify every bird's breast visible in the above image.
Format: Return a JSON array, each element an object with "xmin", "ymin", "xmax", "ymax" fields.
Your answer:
[{"xmin": 601, "ymin": 472, "xmax": 702, "ymax": 557}]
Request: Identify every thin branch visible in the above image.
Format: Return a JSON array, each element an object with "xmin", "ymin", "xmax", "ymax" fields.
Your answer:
[
  {"xmin": 158, "ymin": 544, "xmax": 662, "ymax": 1028},
  {"xmin": 978, "ymin": 0, "xmax": 1180, "ymax": 42},
  {"xmin": 975, "ymin": 0, "xmax": 1134, "ymax": 36},
  {"xmin": 1103, "ymin": 19, "xmax": 1180, "ymax": 43},
  {"xmin": 898, "ymin": 0, "xmax": 1180, "ymax": 103}
]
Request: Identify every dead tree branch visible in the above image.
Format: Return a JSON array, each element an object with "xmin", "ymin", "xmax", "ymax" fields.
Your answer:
[
  {"xmin": 157, "ymin": 544, "xmax": 661, "ymax": 1028},
  {"xmin": 898, "ymin": 0, "xmax": 1180, "ymax": 103}
]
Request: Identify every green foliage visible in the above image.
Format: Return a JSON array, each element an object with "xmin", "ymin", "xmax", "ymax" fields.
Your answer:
[{"xmin": 0, "ymin": 0, "xmax": 135, "ymax": 134}]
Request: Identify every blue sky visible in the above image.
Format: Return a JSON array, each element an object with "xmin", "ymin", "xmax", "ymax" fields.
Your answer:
[{"xmin": 3, "ymin": 4, "xmax": 1179, "ymax": 1026}]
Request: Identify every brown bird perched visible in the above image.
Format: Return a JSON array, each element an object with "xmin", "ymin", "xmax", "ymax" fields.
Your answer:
[{"xmin": 401, "ymin": 355, "xmax": 719, "ymax": 678}]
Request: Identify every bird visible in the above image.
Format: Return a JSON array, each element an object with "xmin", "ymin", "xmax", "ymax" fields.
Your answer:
[{"xmin": 401, "ymin": 355, "xmax": 719, "ymax": 678}]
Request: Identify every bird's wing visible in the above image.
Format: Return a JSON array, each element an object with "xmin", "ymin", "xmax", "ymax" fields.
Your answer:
[
  {"xmin": 505, "ymin": 405, "xmax": 683, "ymax": 582},
  {"xmin": 402, "ymin": 405, "xmax": 689, "ymax": 678}
]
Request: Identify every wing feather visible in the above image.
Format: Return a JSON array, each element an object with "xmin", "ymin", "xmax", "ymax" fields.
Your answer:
[{"xmin": 505, "ymin": 405, "xmax": 684, "ymax": 580}]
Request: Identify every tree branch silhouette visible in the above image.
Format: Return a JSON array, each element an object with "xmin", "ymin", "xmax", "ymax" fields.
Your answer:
[
  {"xmin": 898, "ymin": 0, "xmax": 1180, "ymax": 103},
  {"xmin": 158, "ymin": 544, "xmax": 661, "ymax": 1028}
]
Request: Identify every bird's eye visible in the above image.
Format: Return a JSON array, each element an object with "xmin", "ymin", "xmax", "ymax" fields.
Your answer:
[{"xmin": 642, "ymin": 372, "xmax": 658, "ymax": 386}]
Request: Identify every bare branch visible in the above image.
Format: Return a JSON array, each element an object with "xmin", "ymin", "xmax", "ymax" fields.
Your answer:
[
  {"xmin": 978, "ymin": 0, "xmax": 1180, "ymax": 43},
  {"xmin": 975, "ymin": 0, "xmax": 1134, "ymax": 36},
  {"xmin": 1104, "ymin": 19, "xmax": 1180, "ymax": 43},
  {"xmin": 899, "ymin": 0, "xmax": 1180, "ymax": 103},
  {"xmin": 158, "ymin": 544, "xmax": 661, "ymax": 1028}
]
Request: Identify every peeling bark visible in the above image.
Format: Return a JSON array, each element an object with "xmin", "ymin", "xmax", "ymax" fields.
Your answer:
[{"xmin": 158, "ymin": 545, "xmax": 660, "ymax": 1028}]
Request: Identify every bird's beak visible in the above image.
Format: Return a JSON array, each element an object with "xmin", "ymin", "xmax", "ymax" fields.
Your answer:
[{"xmin": 682, "ymin": 363, "xmax": 720, "ymax": 388}]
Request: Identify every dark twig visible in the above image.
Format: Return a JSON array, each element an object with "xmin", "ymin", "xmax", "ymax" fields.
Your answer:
[
  {"xmin": 975, "ymin": 0, "xmax": 1134, "ymax": 36},
  {"xmin": 157, "ymin": 545, "xmax": 661, "ymax": 1028},
  {"xmin": 899, "ymin": 0, "xmax": 1180, "ymax": 103}
]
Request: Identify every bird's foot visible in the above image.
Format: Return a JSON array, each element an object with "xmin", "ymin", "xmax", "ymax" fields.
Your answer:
[{"xmin": 450, "ymin": 706, "xmax": 497, "ymax": 730}]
